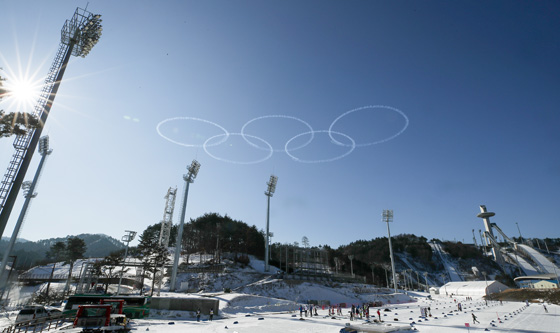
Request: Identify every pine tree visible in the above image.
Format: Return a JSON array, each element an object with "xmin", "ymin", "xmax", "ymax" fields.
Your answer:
[{"xmin": 0, "ymin": 110, "xmax": 41, "ymax": 138}]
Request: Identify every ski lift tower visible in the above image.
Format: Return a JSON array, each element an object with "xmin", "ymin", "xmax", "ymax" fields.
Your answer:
[{"xmin": 0, "ymin": 7, "xmax": 103, "ymax": 239}]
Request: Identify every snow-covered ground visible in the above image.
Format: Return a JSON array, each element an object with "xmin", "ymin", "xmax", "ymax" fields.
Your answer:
[
  {"xmin": 137, "ymin": 297, "xmax": 558, "ymax": 333},
  {"xmin": 2, "ymin": 255, "xmax": 558, "ymax": 332},
  {"xmin": 2, "ymin": 295, "xmax": 555, "ymax": 332}
]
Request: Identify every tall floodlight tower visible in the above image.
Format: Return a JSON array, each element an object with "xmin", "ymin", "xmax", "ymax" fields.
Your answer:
[
  {"xmin": 0, "ymin": 136, "xmax": 52, "ymax": 298},
  {"xmin": 0, "ymin": 7, "xmax": 103, "ymax": 240},
  {"xmin": 116, "ymin": 230, "xmax": 136, "ymax": 295},
  {"xmin": 477, "ymin": 205, "xmax": 504, "ymax": 265},
  {"xmin": 383, "ymin": 209, "xmax": 398, "ymax": 293},
  {"xmin": 155, "ymin": 187, "xmax": 177, "ymax": 295},
  {"xmin": 472, "ymin": 229, "xmax": 479, "ymax": 249},
  {"xmin": 170, "ymin": 160, "xmax": 200, "ymax": 291},
  {"xmin": 264, "ymin": 175, "xmax": 278, "ymax": 272},
  {"xmin": 158, "ymin": 188, "xmax": 177, "ymax": 247}
]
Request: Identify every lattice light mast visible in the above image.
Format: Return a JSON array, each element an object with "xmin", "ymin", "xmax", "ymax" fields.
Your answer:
[
  {"xmin": 170, "ymin": 160, "xmax": 200, "ymax": 291},
  {"xmin": 156, "ymin": 187, "xmax": 177, "ymax": 295},
  {"xmin": 0, "ymin": 136, "xmax": 52, "ymax": 299},
  {"xmin": 264, "ymin": 175, "xmax": 277, "ymax": 272},
  {"xmin": 158, "ymin": 187, "xmax": 178, "ymax": 247},
  {"xmin": 0, "ymin": 7, "xmax": 102, "ymax": 240}
]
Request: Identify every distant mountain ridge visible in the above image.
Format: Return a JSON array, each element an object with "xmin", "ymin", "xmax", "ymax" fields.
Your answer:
[{"xmin": 0, "ymin": 233, "xmax": 125, "ymax": 268}]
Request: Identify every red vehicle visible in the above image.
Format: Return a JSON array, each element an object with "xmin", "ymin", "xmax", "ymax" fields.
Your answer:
[{"xmin": 73, "ymin": 304, "xmax": 129, "ymax": 332}]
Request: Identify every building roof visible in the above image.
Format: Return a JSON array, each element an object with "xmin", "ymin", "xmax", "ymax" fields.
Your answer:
[
  {"xmin": 440, "ymin": 280, "xmax": 509, "ymax": 296},
  {"xmin": 514, "ymin": 273, "xmax": 558, "ymax": 282}
]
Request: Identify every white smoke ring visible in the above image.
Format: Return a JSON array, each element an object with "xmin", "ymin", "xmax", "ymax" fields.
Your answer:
[
  {"xmin": 240, "ymin": 114, "xmax": 315, "ymax": 153},
  {"xmin": 328, "ymin": 105, "xmax": 409, "ymax": 147},
  {"xmin": 284, "ymin": 130, "xmax": 356, "ymax": 164},
  {"xmin": 203, "ymin": 132, "xmax": 274, "ymax": 165},
  {"xmin": 156, "ymin": 117, "xmax": 230, "ymax": 148}
]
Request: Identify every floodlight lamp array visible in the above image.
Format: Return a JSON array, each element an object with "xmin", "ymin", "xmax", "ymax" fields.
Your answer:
[
  {"xmin": 21, "ymin": 181, "xmax": 37, "ymax": 198},
  {"xmin": 38, "ymin": 136, "xmax": 51, "ymax": 155},
  {"xmin": 265, "ymin": 175, "xmax": 278, "ymax": 197},
  {"xmin": 122, "ymin": 230, "xmax": 137, "ymax": 243},
  {"xmin": 382, "ymin": 209, "xmax": 393, "ymax": 223},
  {"xmin": 61, "ymin": 7, "xmax": 102, "ymax": 58},
  {"xmin": 185, "ymin": 160, "xmax": 201, "ymax": 183}
]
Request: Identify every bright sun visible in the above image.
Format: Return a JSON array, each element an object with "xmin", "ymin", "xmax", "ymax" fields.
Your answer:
[
  {"xmin": 0, "ymin": 74, "xmax": 43, "ymax": 114},
  {"xmin": 4, "ymin": 77, "xmax": 41, "ymax": 108}
]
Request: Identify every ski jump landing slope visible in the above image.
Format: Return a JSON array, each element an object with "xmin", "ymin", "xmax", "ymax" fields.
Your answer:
[
  {"xmin": 430, "ymin": 242, "xmax": 463, "ymax": 282},
  {"xmin": 503, "ymin": 251, "xmax": 539, "ymax": 276},
  {"xmin": 518, "ymin": 244, "xmax": 560, "ymax": 274}
]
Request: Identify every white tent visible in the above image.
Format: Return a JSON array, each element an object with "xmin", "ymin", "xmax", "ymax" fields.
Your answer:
[{"xmin": 439, "ymin": 280, "xmax": 509, "ymax": 297}]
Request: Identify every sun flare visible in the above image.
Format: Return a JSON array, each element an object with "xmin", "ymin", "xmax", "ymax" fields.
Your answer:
[{"xmin": 1, "ymin": 75, "xmax": 43, "ymax": 113}]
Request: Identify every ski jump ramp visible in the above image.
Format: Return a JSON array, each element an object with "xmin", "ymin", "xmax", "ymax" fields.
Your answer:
[
  {"xmin": 503, "ymin": 251, "xmax": 539, "ymax": 276},
  {"xmin": 517, "ymin": 244, "xmax": 560, "ymax": 275},
  {"xmin": 430, "ymin": 242, "xmax": 463, "ymax": 282}
]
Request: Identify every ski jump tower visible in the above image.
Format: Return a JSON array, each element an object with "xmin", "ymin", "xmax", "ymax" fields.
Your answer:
[
  {"xmin": 0, "ymin": 7, "xmax": 102, "ymax": 239},
  {"xmin": 477, "ymin": 205, "xmax": 505, "ymax": 267}
]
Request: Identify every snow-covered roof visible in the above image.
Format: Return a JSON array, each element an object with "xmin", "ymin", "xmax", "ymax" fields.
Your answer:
[{"xmin": 439, "ymin": 280, "xmax": 509, "ymax": 296}]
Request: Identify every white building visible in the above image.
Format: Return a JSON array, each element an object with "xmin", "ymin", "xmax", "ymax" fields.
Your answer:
[{"xmin": 439, "ymin": 280, "xmax": 509, "ymax": 297}]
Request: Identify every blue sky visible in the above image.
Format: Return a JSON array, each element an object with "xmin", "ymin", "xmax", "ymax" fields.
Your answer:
[{"xmin": 0, "ymin": 0, "xmax": 559, "ymax": 248}]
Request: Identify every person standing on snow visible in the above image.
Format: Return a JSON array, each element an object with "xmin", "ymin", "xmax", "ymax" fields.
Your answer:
[{"xmin": 472, "ymin": 313, "xmax": 479, "ymax": 324}]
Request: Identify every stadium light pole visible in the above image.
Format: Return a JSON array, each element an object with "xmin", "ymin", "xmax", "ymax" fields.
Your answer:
[
  {"xmin": 348, "ymin": 255, "xmax": 354, "ymax": 278},
  {"xmin": 441, "ymin": 273, "xmax": 448, "ymax": 295},
  {"xmin": 0, "ymin": 136, "xmax": 52, "ymax": 300},
  {"xmin": 515, "ymin": 222, "xmax": 523, "ymax": 244},
  {"xmin": 383, "ymin": 209, "xmax": 398, "ymax": 293},
  {"xmin": 264, "ymin": 175, "xmax": 277, "ymax": 272},
  {"xmin": 116, "ymin": 230, "xmax": 136, "ymax": 295},
  {"xmin": 481, "ymin": 271, "xmax": 489, "ymax": 296},
  {"xmin": 0, "ymin": 8, "xmax": 103, "ymax": 240},
  {"xmin": 170, "ymin": 160, "xmax": 200, "ymax": 291}
]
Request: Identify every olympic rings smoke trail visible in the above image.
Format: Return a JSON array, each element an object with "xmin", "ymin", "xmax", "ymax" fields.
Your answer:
[
  {"xmin": 240, "ymin": 115, "xmax": 315, "ymax": 152},
  {"xmin": 203, "ymin": 133, "xmax": 274, "ymax": 165},
  {"xmin": 156, "ymin": 105, "xmax": 409, "ymax": 164},
  {"xmin": 284, "ymin": 130, "xmax": 356, "ymax": 163},
  {"xmin": 156, "ymin": 117, "xmax": 229, "ymax": 148},
  {"xmin": 328, "ymin": 105, "xmax": 409, "ymax": 147}
]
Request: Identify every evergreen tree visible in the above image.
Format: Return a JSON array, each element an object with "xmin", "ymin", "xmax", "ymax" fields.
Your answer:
[
  {"xmin": 64, "ymin": 237, "xmax": 87, "ymax": 295},
  {"xmin": 0, "ymin": 110, "xmax": 41, "ymax": 138}
]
